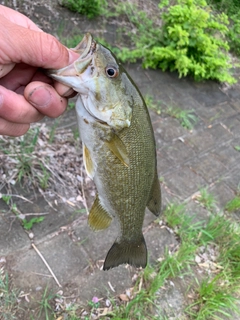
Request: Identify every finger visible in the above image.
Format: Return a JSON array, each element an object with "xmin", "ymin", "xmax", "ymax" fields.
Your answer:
[
  {"xmin": 31, "ymin": 69, "xmax": 76, "ymax": 98},
  {"xmin": 0, "ymin": 15, "xmax": 79, "ymax": 69},
  {"xmin": 24, "ymin": 81, "xmax": 68, "ymax": 118},
  {"xmin": 0, "ymin": 117, "xmax": 30, "ymax": 137},
  {"xmin": 0, "ymin": 86, "xmax": 43, "ymax": 123},
  {"xmin": 0, "ymin": 63, "xmax": 15, "ymax": 78},
  {"xmin": 0, "ymin": 63, "xmax": 37, "ymax": 90},
  {"xmin": 52, "ymin": 81, "xmax": 76, "ymax": 97}
]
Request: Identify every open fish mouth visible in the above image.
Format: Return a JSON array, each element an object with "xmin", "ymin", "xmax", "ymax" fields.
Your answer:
[
  {"xmin": 74, "ymin": 33, "xmax": 96, "ymax": 59},
  {"xmin": 46, "ymin": 33, "xmax": 96, "ymax": 87}
]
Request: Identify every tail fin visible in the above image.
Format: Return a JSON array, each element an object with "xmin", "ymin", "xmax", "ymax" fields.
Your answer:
[{"xmin": 103, "ymin": 235, "xmax": 147, "ymax": 270}]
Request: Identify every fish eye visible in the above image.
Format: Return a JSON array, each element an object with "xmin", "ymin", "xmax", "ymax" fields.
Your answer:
[{"xmin": 106, "ymin": 67, "xmax": 118, "ymax": 78}]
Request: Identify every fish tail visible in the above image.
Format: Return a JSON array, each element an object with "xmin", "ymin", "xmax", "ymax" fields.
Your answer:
[{"xmin": 103, "ymin": 234, "xmax": 147, "ymax": 270}]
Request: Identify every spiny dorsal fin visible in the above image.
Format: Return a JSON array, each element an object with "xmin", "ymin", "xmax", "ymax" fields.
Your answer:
[
  {"xmin": 147, "ymin": 169, "xmax": 161, "ymax": 216},
  {"xmin": 105, "ymin": 133, "xmax": 130, "ymax": 167},
  {"xmin": 103, "ymin": 234, "xmax": 147, "ymax": 270},
  {"xmin": 83, "ymin": 143, "xmax": 95, "ymax": 179},
  {"xmin": 88, "ymin": 194, "xmax": 112, "ymax": 231}
]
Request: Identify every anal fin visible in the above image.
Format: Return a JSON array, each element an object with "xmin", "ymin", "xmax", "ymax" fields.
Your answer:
[
  {"xmin": 147, "ymin": 169, "xmax": 161, "ymax": 216},
  {"xmin": 88, "ymin": 195, "xmax": 112, "ymax": 231}
]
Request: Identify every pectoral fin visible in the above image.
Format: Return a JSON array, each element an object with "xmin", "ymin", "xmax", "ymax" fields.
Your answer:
[
  {"xmin": 147, "ymin": 169, "xmax": 161, "ymax": 216},
  {"xmin": 105, "ymin": 134, "xmax": 129, "ymax": 167},
  {"xmin": 88, "ymin": 195, "xmax": 112, "ymax": 231},
  {"xmin": 83, "ymin": 143, "xmax": 95, "ymax": 179}
]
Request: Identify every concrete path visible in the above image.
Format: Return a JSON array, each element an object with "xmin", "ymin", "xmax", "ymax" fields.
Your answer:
[{"xmin": 1, "ymin": 63, "xmax": 240, "ymax": 319}]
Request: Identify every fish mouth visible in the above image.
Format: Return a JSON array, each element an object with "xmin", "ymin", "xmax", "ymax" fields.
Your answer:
[
  {"xmin": 46, "ymin": 33, "xmax": 96, "ymax": 91},
  {"xmin": 74, "ymin": 33, "xmax": 96, "ymax": 58}
]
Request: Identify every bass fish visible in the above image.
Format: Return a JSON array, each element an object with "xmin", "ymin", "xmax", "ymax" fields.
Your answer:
[{"xmin": 48, "ymin": 34, "xmax": 161, "ymax": 270}]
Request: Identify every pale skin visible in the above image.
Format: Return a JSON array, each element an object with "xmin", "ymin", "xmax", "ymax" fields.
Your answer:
[{"xmin": 0, "ymin": 5, "xmax": 79, "ymax": 137}]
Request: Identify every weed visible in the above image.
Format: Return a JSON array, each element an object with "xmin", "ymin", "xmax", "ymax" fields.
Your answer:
[
  {"xmin": 67, "ymin": 101, "xmax": 75, "ymax": 111},
  {"xmin": 48, "ymin": 120, "xmax": 59, "ymax": 144},
  {"xmin": 234, "ymin": 145, "xmax": 240, "ymax": 151},
  {"xmin": 1, "ymin": 194, "xmax": 20, "ymax": 215},
  {"xmin": 1, "ymin": 194, "xmax": 45, "ymax": 230},
  {"xmin": 37, "ymin": 163, "xmax": 51, "ymax": 190},
  {"xmin": 72, "ymin": 128, "xmax": 80, "ymax": 140},
  {"xmin": 166, "ymin": 106, "xmax": 197, "ymax": 129},
  {"xmin": 144, "ymin": 94, "xmax": 162, "ymax": 115},
  {"xmin": 0, "ymin": 268, "xmax": 19, "ymax": 320},
  {"xmin": 186, "ymin": 274, "xmax": 240, "ymax": 319},
  {"xmin": 14, "ymin": 128, "xmax": 39, "ymax": 183},
  {"xmin": 196, "ymin": 188, "xmax": 217, "ymax": 211},
  {"xmin": 162, "ymin": 202, "xmax": 186, "ymax": 227},
  {"xmin": 225, "ymin": 196, "xmax": 240, "ymax": 212},
  {"xmin": 38, "ymin": 287, "xmax": 56, "ymax": 320},
  {"xmin": 1, "ymin": 194, "xmax": 11, "ymax": 205},
  {"xmin": 60, "ymin": 0, "xmax": 106, "ymax": 18},
  {"xmin": 22, "ymin": 217, "xmax": 45, "ymax": 230}
]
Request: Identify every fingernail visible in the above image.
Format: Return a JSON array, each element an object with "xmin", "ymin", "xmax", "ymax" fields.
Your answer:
[{"xmin": 28, "ymin": 86, "xmax": 51, "ymax": 108}]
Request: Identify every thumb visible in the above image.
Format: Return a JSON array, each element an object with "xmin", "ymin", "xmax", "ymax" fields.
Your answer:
[{"xmin": 0, "ymin": 15, "xmax": 79, "ymax": 69}]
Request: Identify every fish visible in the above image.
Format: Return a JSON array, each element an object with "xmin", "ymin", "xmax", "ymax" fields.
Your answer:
[{"xmin": 47, "ymin": 33, "xmax": 161, "ymax": 270}]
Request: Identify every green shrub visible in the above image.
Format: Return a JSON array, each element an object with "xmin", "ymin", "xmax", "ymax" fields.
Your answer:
[
  {"xmin": 228, "ymin": 13, "xmax": 240, "ymax": 56},
  {"xmin": 61, "ymin": 0, "xmax": 106, "ymax": 18},
  {"xmin": 207, "ymin": 1, "xmax": 240, "ymax": 57},
  {"xmin": 114, "ymin": 0, "xmax": 235, "ymax": 84},
  {"xmin": 145, "ymin": 0, "xmax": 235, "ymax": 83}
]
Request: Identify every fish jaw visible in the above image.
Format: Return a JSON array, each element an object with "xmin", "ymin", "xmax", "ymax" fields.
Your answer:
[
  {"xmin": 47, "ymin": 33, "xmax": 95, "ymax": 94},
  {"xmin": 47, "ymin": 55, "xmax": 93, "ymax": 95}
]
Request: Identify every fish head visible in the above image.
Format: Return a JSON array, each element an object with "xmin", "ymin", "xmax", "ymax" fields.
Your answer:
[{"xmin": 48, "ymin": 33, "xmax": 132, "ymax": 130}]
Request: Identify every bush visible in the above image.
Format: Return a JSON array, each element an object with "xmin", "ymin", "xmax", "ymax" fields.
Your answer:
[
  {"xmin": 207, "ymin": 0, "xmax": 240, "ymax": 57},
  {"xmin": 144, "ymin": 0, "xmax": 235, "ymax": 83},
  {"xmin": 61, "ymin": 0, "xmax": 105, "ymax": 18},
  {"xmin": 228, "ymin": 13, "xmax": 240, "ymax": 57},
  {"xmin": 114, "ymin": 0, "xmax": 235, "ymax": 84}
]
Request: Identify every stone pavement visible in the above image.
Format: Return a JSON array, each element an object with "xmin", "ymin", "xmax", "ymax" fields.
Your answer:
[{"xmin": 1, "ymin": 63, "xmax": 240, "ymax": 319}]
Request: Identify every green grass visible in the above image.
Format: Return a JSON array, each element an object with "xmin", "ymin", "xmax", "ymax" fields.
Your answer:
[
  {"xmin": 1, "ymin": 194, "xmax": 45, "ymax": 230},
  {"xmin": 60, "ymin": 0, "xmax": 106, "ymax": 19},
  {"xmin": 166, "ymin": 107, "xmax": 198, "ymax": 130},
  {"xmin": 0, "ymin": 268, "xmax": 19, "ymax": 320},
  {"xmin": 37, "ymin": 287, "xmax": 57, "ymax": 320},
  {"xmin": 144, "ymin": 94, "xmax": 162, "ymax": 115},
  {"xmin": 225, "ymin": 196, "xmax": 240, "ymax": 212},
  {"xmin": 186, "ymin": 274, "xmax": 240, "ymax": 319},
  {"xmin": 0, "ymin": 127, "xmax": 51, "ymax": 189},
  {"xmin": 195, "ymin": 187, "xmax": 217, "ymax": 212}
]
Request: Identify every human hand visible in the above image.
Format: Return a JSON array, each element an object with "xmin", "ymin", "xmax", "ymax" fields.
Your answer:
[{"xmin": 0, "ymin": 5, "xmax": 79, "ymax": 136}]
